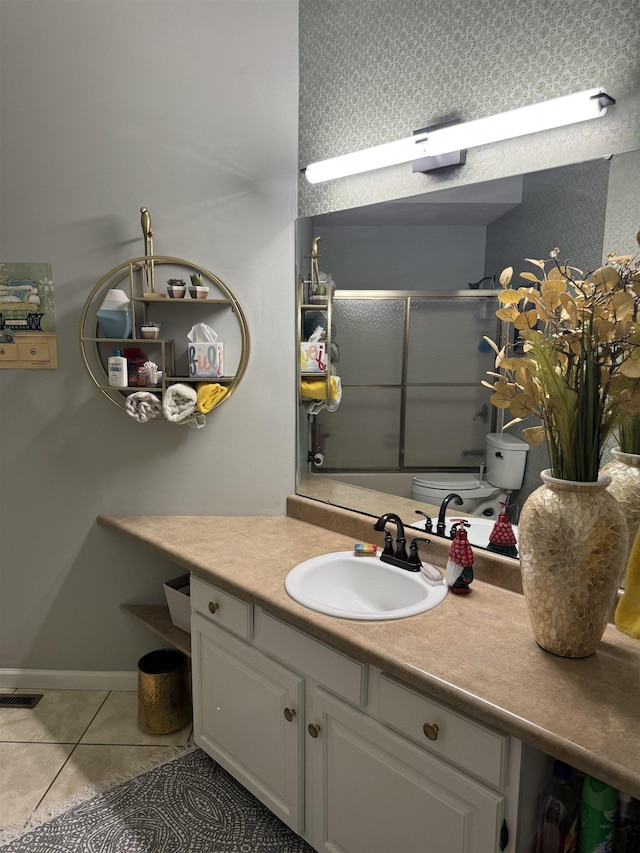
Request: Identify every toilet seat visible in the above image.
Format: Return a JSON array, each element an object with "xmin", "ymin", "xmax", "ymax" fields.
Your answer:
[
  {"xmin": 413, "ymin": 473, "xmax": 481, "ymax": 491},
  {"xmin": 412, "ymin": 474, "xmax": 500, "ymax": 500}
]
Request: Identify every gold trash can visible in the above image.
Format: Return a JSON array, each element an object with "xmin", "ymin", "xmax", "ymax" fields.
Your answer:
[{"xmin": 137, "ymin": 649, "xmax": 191, "ymax": 734}]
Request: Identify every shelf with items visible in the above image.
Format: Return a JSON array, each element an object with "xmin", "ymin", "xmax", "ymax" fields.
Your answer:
[
  {"xmin": 297, "ymin": 274, "xmax": 333, "ymax": 403},
  {"xmin": 80, "ymin": 252, "xmax": 250, "ymax": 426}
]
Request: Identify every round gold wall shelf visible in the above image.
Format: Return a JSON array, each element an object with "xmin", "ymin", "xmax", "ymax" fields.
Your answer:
[{"xmin": 79, "ymin": 254, "xmax": 250, "ymax": 426}]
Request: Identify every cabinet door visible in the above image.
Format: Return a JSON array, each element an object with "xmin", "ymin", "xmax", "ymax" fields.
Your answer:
[
  {"xmin": 192, "ymin": 613, "xmax": 304, "ymax": 833},
  {"xmin": 308, "ymin": 688, "xmax": 504, "ymax": 853}
]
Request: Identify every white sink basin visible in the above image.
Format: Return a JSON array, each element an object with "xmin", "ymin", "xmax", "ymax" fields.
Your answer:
[{"xmin": 285, "ymin": 551, "xmax": 447, "ymax": 620}]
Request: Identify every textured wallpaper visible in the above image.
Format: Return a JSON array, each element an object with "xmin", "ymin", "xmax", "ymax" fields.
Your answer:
[{"xmin": 299, "ymin": 0, "xmax": 640, "ymax": 217}]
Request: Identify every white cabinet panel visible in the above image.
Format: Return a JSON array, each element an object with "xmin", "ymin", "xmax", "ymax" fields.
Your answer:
[
  {"xmin": 309, "ymin": 688, "xmax": 504, "ymax": 853},
  {"xmin": 254, "ymin": 608, "xmax": 366, "ymax": 706},
  {"xmin": 377, "ymin": 673, "xmax": 509, "ymax": 788},
  {"xmin": 192, "ymin": 613, "xmax": 304, "ymax": 833},
  {"xmin": 191, "ymin": 575, "xmax": 252, "ymax": 639}
]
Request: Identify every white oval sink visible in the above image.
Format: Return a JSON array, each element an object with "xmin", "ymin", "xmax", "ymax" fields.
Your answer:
[{"xmin": 285, "ymin": 551, "xmax": 447, "ymax": 620}]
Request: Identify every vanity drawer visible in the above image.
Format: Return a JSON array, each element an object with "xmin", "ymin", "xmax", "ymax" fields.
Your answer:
[
  {"xmin": 17, "ymin": 338, "xmax": 49, "ymax": 362},
  {"xmin": 0, "ymin": 343, "xmax": 18, "ymax": 361},
  {"xmin": 254, "ymin": 609, "xmax": 366, "ymax": 707},
  {"xmin": 190, "ymin": 575, "xmax": 252, "ymax": 640},
  {"xmin": 377, "ymin": 674, "xmax": 509, "ymax": 789}
]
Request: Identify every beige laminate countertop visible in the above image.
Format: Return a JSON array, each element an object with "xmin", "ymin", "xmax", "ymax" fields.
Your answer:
[{"xmin": 98, "ymin": 511, "xmax": 640, "ymax": 799}]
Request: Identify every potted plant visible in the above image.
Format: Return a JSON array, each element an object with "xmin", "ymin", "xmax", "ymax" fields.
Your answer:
[
  {"xmin": 140, "ymin": 320, "xmax": 161, "ymax": 340},
  {"xmin": 166, "ymin": 278, "xmax": 186, "ymax": 298},
  {"xmin": 484, "ymin": 236, "xmax": 640, "ymax": 657}
]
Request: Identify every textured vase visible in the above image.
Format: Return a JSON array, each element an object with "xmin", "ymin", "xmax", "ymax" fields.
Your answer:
[
  {"xmin": 602, "ymin": 451, "xmax": 640, "ymax": 575},
  {"xmin": 518, "ymin": 470, "xmax": 628, "ymax": 658}
]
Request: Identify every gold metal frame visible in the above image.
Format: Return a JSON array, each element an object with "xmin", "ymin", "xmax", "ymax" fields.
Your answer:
[{"xmin": 79, "ymin": 255, "xmax": 250, "ymax": 423}]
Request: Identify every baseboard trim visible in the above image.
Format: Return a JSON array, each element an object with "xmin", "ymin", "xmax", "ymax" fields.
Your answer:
[{"xmin": 0, "ymin": 669, "xmax": 138, "ymax": 691}]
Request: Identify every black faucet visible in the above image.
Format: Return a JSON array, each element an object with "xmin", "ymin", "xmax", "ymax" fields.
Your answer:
[
  {"xmin": 373, "ymin": 512, "xmax": 416, "ymax": 569},
  {"xmin": 437, "ymin": 493, "xmax": 464, "ymax": 537}
]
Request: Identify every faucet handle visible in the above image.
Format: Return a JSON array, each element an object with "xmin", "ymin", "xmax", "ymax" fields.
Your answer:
[
  {"xmin": 414, "ymin": 511, "xmax": 433, "ymax": 533},
  {"xmin": 381, "ymin": 529, "xmax": 395, "ymax": 557},
  {"xmin": 409, "ymin": 537, "xmax": 431, "ymax": 566}
]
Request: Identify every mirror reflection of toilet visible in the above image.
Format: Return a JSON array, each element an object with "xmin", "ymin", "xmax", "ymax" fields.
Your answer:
[{"xmin": 411, "ymin": 433, "xmax": 529, "ymax": 518}]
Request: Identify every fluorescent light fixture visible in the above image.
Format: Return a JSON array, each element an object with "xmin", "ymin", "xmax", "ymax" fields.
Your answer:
[{"xmin": 304, "ymin": 88, "xmax": 615, "ymax": 184}]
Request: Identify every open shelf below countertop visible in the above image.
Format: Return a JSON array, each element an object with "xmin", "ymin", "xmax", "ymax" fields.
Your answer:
[{"xmin": 120, "ymin": 603, "xmax": 191, "ymax": 657}]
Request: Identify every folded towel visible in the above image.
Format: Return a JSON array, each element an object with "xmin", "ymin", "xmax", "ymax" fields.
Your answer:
[
  {"xmin": 196, "ymin": 382, "xmax": 228, "ymax": 414},
  {"xmin": 162, "ymin": 383, "xmax": 197, "ymax": 423},
  {"xmin": 125, "ymin": 391, "xmax": 163, "ymax": 423},
  {"xmin": 300, "ymin": 376, "xmax": 340, "ymax": 401},
  {"xmin": 615, "ymin": 526, "xmax": 640, "ymax": 639}
]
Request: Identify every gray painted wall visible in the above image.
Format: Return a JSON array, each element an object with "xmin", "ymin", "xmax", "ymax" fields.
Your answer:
[{"xmin": 0, "ymin": 0, "xmax": 298, "ymax": 672}]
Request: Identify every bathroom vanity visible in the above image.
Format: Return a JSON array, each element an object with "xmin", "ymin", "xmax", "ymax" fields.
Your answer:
[{"xmin": 101, "ymin": 502, "xmax": 640, "ymax": 853}]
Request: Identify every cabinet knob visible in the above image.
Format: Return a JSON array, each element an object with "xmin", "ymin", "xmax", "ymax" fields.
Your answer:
[
  {"xmin": 307, "ymin": 723, "xmax": 321, "ymax": 738},
  {"xmin": 283, "ymin": 707, "xmax": 296, "ymax": 722},
  {"xmin": 423, "ymin": 722, "xmax": 439, "ymax": 741},
  {"xmin": 30, "ymin": 348, "xmax": 37, "ymax": 355},
  {"xmin": 0, "ymin": 348, "xmax": 4, "ymax": 355},
  {"xmin": 208, "ymin": 601, "xmax": 219, "ymax": 614}
]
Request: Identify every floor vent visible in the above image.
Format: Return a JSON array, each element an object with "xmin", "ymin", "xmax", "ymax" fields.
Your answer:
[{"xmin": 0, "ymin": 694, "xmax": 43, "ymax": 709}]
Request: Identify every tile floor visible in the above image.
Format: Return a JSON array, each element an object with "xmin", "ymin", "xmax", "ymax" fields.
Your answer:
[{"xmin": 0, "ymin": 687, "xmax": 192, "ymax": 833}]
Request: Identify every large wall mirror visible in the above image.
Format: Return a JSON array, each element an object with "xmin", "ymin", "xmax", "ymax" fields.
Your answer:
[{"xmin": 296, "ymin": 149, "xmax": 639, "ymax": 555}]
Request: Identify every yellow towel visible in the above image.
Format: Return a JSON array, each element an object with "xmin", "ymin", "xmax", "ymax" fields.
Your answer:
[
  {"xmin": 615, "ymin": 526, "xmax": 640, "ymax": 639},
  {"xmin": 196, "ymin": 382, "xmax": 227, "ymax": 414},
  {"xmin": 300, "ymin": 377, "xmax": 339, "ymax": 401}
]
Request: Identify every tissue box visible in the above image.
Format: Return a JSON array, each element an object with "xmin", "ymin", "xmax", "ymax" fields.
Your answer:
[
  {"xmin": 163, "ymin": 574, "xmax": 191, "ymax": 634},
  {"xmin": 300, "ymin": 341, "xmax": 327, "ymax": 373},
  {"xmin": 188, "ymin": 342, "xmax": 224, "ymax": 378}
]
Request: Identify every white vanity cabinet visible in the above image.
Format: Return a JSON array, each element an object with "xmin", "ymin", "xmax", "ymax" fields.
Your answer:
[
  {"xmin": 308, "ymin": 687, "xmax": 505, "ymax": 853},
  {"xmin": 191, "ymin": 581, "xmax": 304, "ymax": 832},
  {"xmin": 191, "ymin": 574, "xmax": 537, "ymax": 853}
]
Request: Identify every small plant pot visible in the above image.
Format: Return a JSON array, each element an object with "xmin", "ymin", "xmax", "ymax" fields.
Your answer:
[
  {"xmin": 140, "ymin": 326, "xmax": 160, "ymax": 340},
  {"xmin": 167, "ymin": 285, "xmax": 186, "ymax": 299},
  {"xmin": 188, "ymin": 286, "xmax": 209, "ymax": 300}
]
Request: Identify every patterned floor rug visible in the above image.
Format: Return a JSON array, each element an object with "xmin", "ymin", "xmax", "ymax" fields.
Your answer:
[{"xmin": 0, "ymin": 748, "xmax": 314, "ymax": 852}]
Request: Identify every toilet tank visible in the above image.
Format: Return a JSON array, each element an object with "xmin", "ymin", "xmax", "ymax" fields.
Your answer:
[{"xmin": 485, "ymin": 432, "xmax": 529, "ymax": 490}]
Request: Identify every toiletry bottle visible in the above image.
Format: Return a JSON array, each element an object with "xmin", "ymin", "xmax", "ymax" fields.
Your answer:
[
  {"xmin": 108, "ymin": 349, "xmax": 128, "ymax": 387},
  {"xmin": 615, "ymin": 793, "xmax": 640, "ymax": 853},
  {"xmin": 535, "ymin": 760, "xmax": 580, "ymax": 853},
  {"xmin": 579, "ymin": 775, "xmax": 618, "ymax": 853}
]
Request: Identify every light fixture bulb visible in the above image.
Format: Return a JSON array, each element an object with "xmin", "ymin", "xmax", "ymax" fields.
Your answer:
[{"xmin": 304, "ymin": 88, "xmax": 615, "ymax": 183}]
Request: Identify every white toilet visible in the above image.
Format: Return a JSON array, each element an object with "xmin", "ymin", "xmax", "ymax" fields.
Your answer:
[{"xmin": 411, "ymin": 433, "xmax": 529, "ymax": 518}]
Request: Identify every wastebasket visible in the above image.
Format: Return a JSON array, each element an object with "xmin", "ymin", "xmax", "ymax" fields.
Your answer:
[{"xmin": 137, "ymin": 648, "xmax": 191, "ymax": 734}]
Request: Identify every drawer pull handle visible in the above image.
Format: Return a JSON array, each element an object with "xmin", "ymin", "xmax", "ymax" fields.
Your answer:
[
  {"xmin": 0, "ymin": 348, "xmax": 4, "ymax": 355},
  {"xmin": 208, "ymin": 601, "xmax": 219, "ymax": 614},
  {"xmin": 283, "ymin": 707, "xmax": 296, "ymax": 722},
  {"xmin": 307, "ymin": 723, "xmax": 321, "ymax": 738},
  {"xmin": 423, "ymin": 722, "xmax": 439, "ymax": 741},
  {"xmin": 30, "ymin": 348, "xmax": 37, "ymax": 355}
]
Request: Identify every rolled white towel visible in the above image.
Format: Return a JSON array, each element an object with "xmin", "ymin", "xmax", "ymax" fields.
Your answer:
[
  {"xmin": 125, "ymin": 391, "xmax": 163, "ymax": 423},
  {"xmin": 163, "ymin": 383, "xmax": 197, "ymax": 422}
]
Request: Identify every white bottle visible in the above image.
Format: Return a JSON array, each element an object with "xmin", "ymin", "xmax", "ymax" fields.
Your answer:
[{"xmin": 108, "ymin": 349, "xmax": 128, "ymax": 387}]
